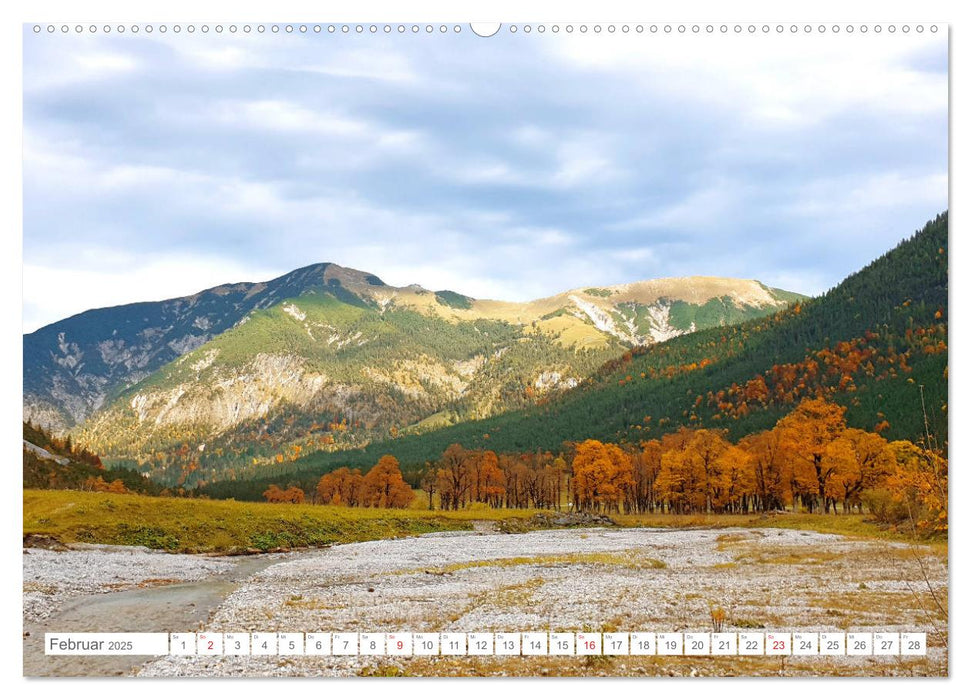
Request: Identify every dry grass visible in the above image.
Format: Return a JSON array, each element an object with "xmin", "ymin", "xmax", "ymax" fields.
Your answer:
[
  {"xmin": 23, "ymin": 489, "xmax": 542, "ymax": 553},
  {"xmin": 406, "ymin": 550, "xmax": 666, "ymax": 576},
  {"xmin": 715, "ymin": 532, "xmax": 755, "ymax": 546},
  {"xmin": 732, "ymin": 546, "xmax": 845, "ymax": 566},
  {"xmin": 805, "ymin": 590, "xmax": 945, "ymax": 627},
  {"xmin": 136, "ymin": 578, "xmax": 183, "ymax": 588},
  {"xmin": 442, "ymin": 578, "xmax": 547, "ymax": 628}
]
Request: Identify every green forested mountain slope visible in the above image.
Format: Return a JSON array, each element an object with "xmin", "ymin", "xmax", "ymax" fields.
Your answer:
[{"xmin": 204, "ymin": 213, "xmax": 947, "ymax": 500}]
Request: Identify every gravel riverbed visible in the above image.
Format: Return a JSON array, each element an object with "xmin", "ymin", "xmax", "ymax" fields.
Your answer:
[
  {"xmin": 23, "ymin": 544, "xmax": 236, "ymax": 624},
  {"xmin": 22, "ymin": 528, "xmax": 947, "ymax": 677},
  {"xmin": 129, "ymin": 527, "xmax": 947, "ymax": 677}
]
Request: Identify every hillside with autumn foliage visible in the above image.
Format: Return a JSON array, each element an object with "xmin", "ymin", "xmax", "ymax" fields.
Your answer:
[
  {"xmin": 250, "ymin": 395, "xmax": 946, "ymax": 540},
  {"xmin": 204, "ymin": 212, "xmax": 947, "ymax": 500},
  {"xmin": 23, "ymin": 422, "xmax": 162, "ymax": 495}
]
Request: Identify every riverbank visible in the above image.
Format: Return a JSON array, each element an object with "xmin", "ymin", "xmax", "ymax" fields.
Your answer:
[{"xmin": 24, "ymin": 490, "xmax": 942, "ymax": 555}]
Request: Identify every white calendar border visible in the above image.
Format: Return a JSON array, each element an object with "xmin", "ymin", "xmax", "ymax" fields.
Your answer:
[{"xmin": 5, "ymin": 0, "xmax": 961, "ymax": 697}]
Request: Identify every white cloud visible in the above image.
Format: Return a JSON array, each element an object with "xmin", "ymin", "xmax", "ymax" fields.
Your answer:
[
  {"xmin": 784, "ymin": 171, "xmax": 948, "ymax": 218},
  {"xmin": 196, "ymin": 98, "xmax": 427, "ymax": 165},
  {"xmin": 550, "ymin": 141, "xmax": 620, "ymax": 188},
  {"xmin": 23, "ymin": 135, "xmax": 220, "ymax": 200},
  {"xmin": 215, "ymin": 99, "xmax": 370, "ymax": 136},
  {"xmin": 608, "ymin": 179, "xmax": 751, "ymax": 231},
  {"xmin": 437, "ymin": 132, "xmax": 625, "ymax": 191},
  {"xmin": 450, "ymin": 160, "xmax": 524, "ymax": 186},
  {"xmin": 297, "ymin": 48, "xmax": 419, "ymax": 84},
  {"xmin": 24, "ymin": 45, "xmax": 139, "ymax": 91},
  {"xmin": 158, "ymin": 33, "xmax": 420, "ymax": 85},
  {"xmin": 549, "ymin": 33, "xmax": 947, "ymax": 127},
  {"xmin": 761, "ymin": 271, "xmax": 834, "ymax": 298},
  {"xmin": 610, "ymin": 247, "xmax": 658, "ymax": 264},
  {"xmin": 156, "ymin": 34, "xmax": 261, "ymax": 70},
  {"xmin": 74, "ymin": 51, "xmax": 137, "ymax": 73}
]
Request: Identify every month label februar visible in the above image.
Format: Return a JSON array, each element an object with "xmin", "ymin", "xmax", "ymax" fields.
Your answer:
[{"xmin": 45, "ymin": 634, "xmax": 169, "ymax": 656}]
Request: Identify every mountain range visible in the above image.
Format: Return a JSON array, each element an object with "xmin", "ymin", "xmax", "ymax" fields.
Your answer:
[
  {"xmin": 199, "ymin": 213, "xmax": 948, "ymax": 501},
  {"xmin": 23, "ymin": 265, "xmax": 800, "ymax": 484}
]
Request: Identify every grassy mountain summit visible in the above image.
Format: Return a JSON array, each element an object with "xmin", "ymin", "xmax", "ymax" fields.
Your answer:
[{"xmin": 24, "ymin": 262, "xmax": 799, "ymax": 485}]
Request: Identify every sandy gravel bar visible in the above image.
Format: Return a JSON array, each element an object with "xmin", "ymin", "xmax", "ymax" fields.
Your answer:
[{"xmin": 135, "ymin": 527, "xmax": 947, "ymax": 677}]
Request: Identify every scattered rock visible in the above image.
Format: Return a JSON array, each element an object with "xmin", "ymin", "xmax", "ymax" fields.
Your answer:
[
  {"xmin": 471, "ymin": 520, "xmax": 499, "ymax": 534},
  {"xmin": 23, "ymin": 534, "xmax": 68, "ymax": 551},
  {"xmin": 530, "ymin": 512, "xmax": 616, "ymax": 528}
]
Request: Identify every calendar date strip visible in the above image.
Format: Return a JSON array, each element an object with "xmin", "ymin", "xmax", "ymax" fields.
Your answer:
[{"xmin": 44, "ymin": 631, "xmax": 928, "ymax": 657}]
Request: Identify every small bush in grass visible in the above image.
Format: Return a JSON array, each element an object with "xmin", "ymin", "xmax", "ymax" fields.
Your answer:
[{"xmin": 709, "ymin": 604, "xmax": 726, "ymax": 633}]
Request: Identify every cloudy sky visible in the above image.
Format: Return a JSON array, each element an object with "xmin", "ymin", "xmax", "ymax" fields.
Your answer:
[{"xmin": 23, "ymin": 25, "xmax": 947, "ymax": 332}]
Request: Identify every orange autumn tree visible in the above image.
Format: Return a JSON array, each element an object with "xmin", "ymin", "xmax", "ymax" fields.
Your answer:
[
  {"xmin": 315, "ymin": 467, "xmax": 363, "ymax": 506},
  {"xmin": 655, "ymin": 429, "xmax": 729, "ymax": 513},
  {"xmin": 629, "ymin": 439, "xmax": 663, "ymax": 513},
  {"xmin": 571, "ymin": 439, "xmax": 634, "ymax": 513},
  {"xmin": 688, "ymin": 429, "xmax": 731, "ymax": 512},
  {"xmin": 83, "ymin": 476, "xmax": 127, "ymax": 493},
  {"xmin": 823, "ymin": 428, "xmax": 893, "ymax": 513},
  {"xmin": 882, "ymin": 440, "xmax": 948, "ymax": 534},
  {"xmin": 712, "ymin": 444, "xmax": 756, "ymax": 513},
  {"xmin": 499, "ymin": 452, "xmax": 528, "ymax": 509},
  {"xmin": 361, "ymin": 455, "xmax": 415, "ymax": 509},
  {"xmin": 545, "ymin": 455, "xmax": 568, "ymax": 510},
  {"xmin": 776, "ymin": 397, "xmax": 847, "ymax": 513},
  {"xmin": 656, "ymin": 445, "xmax": 705, "ymax": 513},
  {"xmin": 436, "ymin": 443, "xmax": 472, "ymax": 510},
  {"xmin": 738, "ymin": 429, "xmax": 792, "ymax": 512},
  {"xmin": 263, "ymin": 484, "xmax": 305, "ymax": 504},
  {"xmin": 519, "ymin": 450, "xmax": 562, "ymax": 509},
  {"xmin": 284, "ymin": 485, "xmax": 306, "ymax": 503},
  {"xmin": 468, "ymin": 450, "xmax": 506, "ymax": 508},
  {"xmin": 269, "ymin": 485, "xmax": 289, "ymax": 503},
  {"xmin": 652, "ymin": 427, "xmax": 701, "ymax": 512}
]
